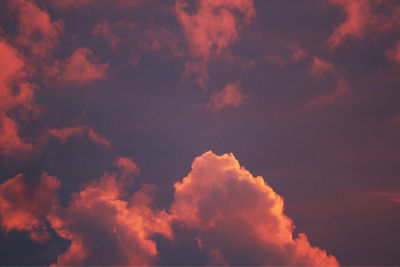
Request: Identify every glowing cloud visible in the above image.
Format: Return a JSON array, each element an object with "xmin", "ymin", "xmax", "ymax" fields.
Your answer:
[
  {"xmin": 306, "ymin": 77, "xmax": 351, "ymax": 108},
  {"xmin": 207, "ymin": 82, "xmax": 246, "ymax": 111},
  {"xmin": 0, "ymin": 39, "xmax": 39, "ymax": 156},
  {"xmin": 46, "ymin": 126, "xmax": 111, "ymax": 149},
  {"xmin": 309, "ymin": 56, "xmax": 336, "ymax": 77},
  {"xmin": 175, "ymin": 0, "xmax": 255, "ymax": 90},
  {"xmin": 51, "ymin": 48, "xmax": 108, "ymax": 86},
  {"xmin": 48, "ymin": 160, "xmax": 171, "ymax": 266},
  {"xmin": 170, "ymin": 151, "xmax": 339, "ymax": 266},
  {"xmin": 9, "ymin": 0, "xmax": 62, "ymax": 57},
  {"xmin": 0, "ymin": 172, "xmax": 60, "ymax": 242},
  {"xmin": 327, "ymin": 0, "xmax": 400, "ymax": 50}
]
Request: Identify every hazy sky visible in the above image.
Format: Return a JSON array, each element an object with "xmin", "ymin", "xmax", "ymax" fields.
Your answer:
[{"xmin": 1, "ymin": 0, "xmax": 400, "ymax": 265}]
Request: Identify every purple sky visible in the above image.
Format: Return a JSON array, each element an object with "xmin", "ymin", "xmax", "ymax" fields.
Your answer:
[{"xmin": 1, "ymin": 0, "xmax": 400, "ymax": 265}]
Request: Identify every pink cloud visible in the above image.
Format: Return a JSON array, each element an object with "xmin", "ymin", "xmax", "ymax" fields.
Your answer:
[
  {"xmin": 288, "ymin": 43, "xmax": 307, "ymax": 61},
  {"xmin": 0, "ymin": 113, "xmax": 33, "ymax": 156},
  {"xmin": 306, "ymin": 76, "xmax": 351, "ymax": 108},
  {"xmin": 326, "ymin": 0, "xmax": 400, "ymax": 50},
  {"xmin": 50, "ymin": 48, "xmax": 108, "ymax": 86},
  {"xmin": 175, "ymin": 0, "xmax": 255, "ymax": 90},
  {"xmin": 46, "ymin": 125, "xmax": 111, "ymax": 149},
  {"xmin": 0, "ymin": 39, "xmax": 39, "ymax": 156},
  {"xmin": 0, "ymin": 172, "xmax": 60, "ymax": 242},
  {"xmin": 9, "ymin": 0, "xmax": 62, "ymax": 57},
  {"xmin": 170, "ymin": 151, "xmax": 339, "ymax": 266},
  {"xmin": 175, "ymin": 0, "xmax": 255, "ymax": 60},
  {"xmin": 207, "ymin": 82, "xmax": 247, "ymax": 111},
  {"xmin": 92, "ymin": 21, "xmax": 120, "ymax": 49},
  {"xmin": 309, "ymin": 56, "xmax": 336, "ymax": 77}
]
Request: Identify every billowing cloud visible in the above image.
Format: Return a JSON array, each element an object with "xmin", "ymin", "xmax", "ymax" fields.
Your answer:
[
  {"xmin": 309, "ymin": 56, "xmax": 336, "ymax": 77},
  {"xmin": 45, "ymin": 125, "xmax": 111, "ymax": 149},
  {"xmin": 170, "ymin": 151, "xmax": 339, "ymax": 266},
  {"xmin": 9, "ymin": 0, "xmax": 62, "ymax": 57},
  {"xmin": 49, "ymin": 48, "xmax": 108, "ymax": 86},
  {"xmin": 306, "ymin": 76, "xmax": 351, "ymax": 108},
  {"xmin": 207, "ymin": 82, "xmax": 246, "ymax": 111},
  {"xmin": 175, "ymin": 0, "xmax": 255, "ymax": 90},
  {"xmin": 0, "ymin": 172, "xmax": 60, "ymax": 242},
  {"xmin": 48, "ymin": 159, "xmax": 172, "ymax": 266}
]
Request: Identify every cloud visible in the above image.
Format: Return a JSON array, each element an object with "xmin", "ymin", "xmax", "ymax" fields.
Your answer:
[
  {"xmin": 49, "ymin": 48, "xmax": 108, "ymax": 86},
  {"xmin": 0, "ymin": 38, "xmax": 39, "ymax": 156},
  {"xmin": 9, "ymin": 0, "xmax": 62, "ymax": 57},
  {"xmin": 386, "ymin": 40, "xmax": 400, "ymax": 64},
  {"xmin": 306, "ymin": 76, "xmax": 351, "ymax": 108},
  {"xmin": 92, "ymin": 21, "xmax": 120, "ymax": 49},
  {"xmin": 170, "ymin": 151, "xmax": 339, "ymax": 266},
  {"xmin": 175, "ymin": 0, "xmax": 254, "ymax": 60},
  {"xmin": 326, "ymin": 0, "xmax": 400, "ymax": 50},
  {"xmin": 207, "ymin": 82, "xmax": 247, "ymax": 111},
  {"xmin": 288, "ymin": 43, "xmax": 307, "ymax": 61},
  {"xmin": 175, "ymin": 0, "xmax": 255, "ymax": 90},
  {"xmin": 46, "ymin": 125, "xmax": 111, "ymax": 149},
  {"xmin": 309, "ymin": 56, "xmax": 336, "ymax": 77},
  {"xmin": 47, "ymin": 160, "xmax": 172, "ymax": 266},
  {"xmin": 0, "ymin": 172, "xmax": 60, "ymax": 242},
  {"xmin": 0, "ymin": 113, "xmax": 33, "ymax": 155}
]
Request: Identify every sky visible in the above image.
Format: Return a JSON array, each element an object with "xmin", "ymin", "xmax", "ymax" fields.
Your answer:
[{"xmin": 0, "ymin": 0, "xmax": 400, "ymax": 265}]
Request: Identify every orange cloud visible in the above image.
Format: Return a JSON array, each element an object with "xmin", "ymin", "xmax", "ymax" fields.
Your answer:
[
  {"xmin": 306, "ymin": 76, "xmax": 351, "ymax": 109},
  {"xmin": 207, "ymin": 82, "xmax": 247, "ymax": 111},
  {"xmin": 46, "ymin": 125, "xmax": 111, "ymax": 149},
  {"xmin": 309, "ymin": 56, "xmax": 336, "ymax": 77},
  {"xmin": 9, "ymin": 0, "xmax": 62, "ymax": 57},
  {"xmin": 175, "ymin": 0, "xmax": 255, "ymax": 90},
  {"xmin": 50, "ymin": 48, "xmax": 108, "ymax": 86},
  {"xmin": 48, "ymin": 161, "xmax": 171, "ymax": 266},
  {"xmin": 0, "ymin": 172, "xmax": 60, "ymax": 242},
  {"xmin": 170, "ymin": 151, "xmax": 339, "ymax": 266}
]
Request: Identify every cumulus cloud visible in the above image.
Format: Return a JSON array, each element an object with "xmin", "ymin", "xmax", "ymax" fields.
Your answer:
[
  {"xmin": 0, "ymin": 172, "xmax": 60, "ymax": 242},
  {"xmin": 306, "ymin": 77, "xmax": 351, "ymax": 109},
  {"xmin": 0, "ymin": 151, "xmax": 338, "ymax": 265},
  {"xmin": 47, "ymin": 159, "xmax": 171, "ymax": 266},
  {"xmin": 49, "ymin": 48, "xmax": 108, "ymax": 86},
  {"xmin": 9, "ymin": 0, "xmax": 62, "ymax": 57},
  {"xmin": 309, "ymin": 56, "xmax": 336, "ymax": 77},
  {"xmin": 175, "ymin": 0, "xmax": 255, "ymax": 90},
  {"xmin": 45, "ymin": 125, "xmax": 111, "ymax": 149},
  {"xmin": 207, "ymin": 82, "xmax": 247, "ymax": 111},
  {"xmin": 170, "ymin": 151, "xmax": 339, "ymax": 266}
]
